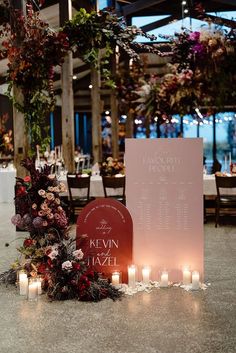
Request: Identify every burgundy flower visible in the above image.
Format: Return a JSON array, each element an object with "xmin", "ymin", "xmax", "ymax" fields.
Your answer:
[
  {"xmin": 72, "ymin": 262, "xmax": 81, "ymax": 271},
  {"xmin": 23, "ymin": 238, "xmax": 35, "ymax": 247},
  {"xmin": 38, "ymin": 263, "xmax": 47, "ymax": 274},
  {"xmin": 16, "ymin": 186, "xmax": 26, "ymax": 196}
]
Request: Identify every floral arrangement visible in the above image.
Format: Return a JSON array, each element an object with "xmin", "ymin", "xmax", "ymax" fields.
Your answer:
[
  {"xmin": 0, "ymin": 4, "xmax": 69, "ymax": 154},
  {"xmin": 100, "ymin": 157, "xmax": 125, "ymax": 176},
  {"xmin": 168, "ymin": 28, "xmax": 236, "ymax": 108},
  {"xmin": 133, "ymin": 27, "xmax": 236, "ymax": 120},
  {"xmin": 0, "ymin": 113, "xmax": 13, "ymax": 156},
  {"xmin": 3, "ymin": 158, "xmax": 121, "ymax": 301},
  {"xmin": 63, "ymin": 8, "xmax": 165, "ymax": 87}
]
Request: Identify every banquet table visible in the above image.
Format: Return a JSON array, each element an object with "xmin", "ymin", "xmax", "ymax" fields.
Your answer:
[
  {"xmin": 0, "ymin": 172, "xmax": 232, "ymax": 203},
  {"xmin": 0, "ymin": 167, "xmax": 16, "ymax": 203},
  {"xmin": 60, "ymin": 174, "xmax": 220, "ymax": 197},
  {"xmin": 203, "ymin": 174, "xmax": 236, "ymax": 195},
  {"xmin": 59, "ymin": 174, "xmax": 125, "ymax": 198}
]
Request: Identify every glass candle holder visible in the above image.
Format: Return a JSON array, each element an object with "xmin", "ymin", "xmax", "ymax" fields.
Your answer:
[
  {"xmin": 111, "ymin": 271, "xmax": 122, "ymax": 287},
  {"xmin": 160, "ymin": 270, "xmax": 168, "ymax": 288},
  {"xmin": 36, "ymin": 276, "xmax": 43, "ymax": 295},
  {"xmin": 182, "ymin": 267, "xmax": 191, "ymax": 285},
  {"xmin": 28, "ymin": 278, "xmax": 38, "ymax": 301},
  {"xmin": 19, "ymin": 270, "xmax": 28, "ymax": 296},
  {"xmin": 142, "ymin": 266, "xmax": 151, "ymax": 285},
  {"xmin": 192, "ymin": 271, "xmax": 200, "ymax": 290},
  {"xmin": 128, "ymin": 265, "xmax": 136, "ymax": 288}
]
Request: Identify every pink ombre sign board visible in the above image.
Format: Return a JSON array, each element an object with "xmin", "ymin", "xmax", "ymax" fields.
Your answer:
[{"xmin": 125, "ymin": 138, "xmax": 203, "ymax": 282}]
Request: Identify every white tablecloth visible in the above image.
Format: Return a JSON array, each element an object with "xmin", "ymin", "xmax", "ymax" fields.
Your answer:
[
  {"xmin": 59, "ymin": 175, "xmax": 123, "ymax": 198},
  {"xmin": 0, "ymin": 168, "xmax": 16, "ymax": 203},
  {"xmin": 203, "ymin": 175, "xmax": 217, "ymax": 195},
  {"xmin": 203, "ymin": 174, "xmax": 236, "ymax": 195}
]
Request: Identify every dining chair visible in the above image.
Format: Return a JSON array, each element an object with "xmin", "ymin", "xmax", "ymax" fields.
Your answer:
[
  {"xmin": 215, "ymin": 175, "xmax": 236, "ymax": 227},
  {"xmin": 67, "ymin": 173, "xmax": 94, "ymax": 222},
  {"xmin": 102, "ymin": 175, "xmax": 126, "ymax": 205}
]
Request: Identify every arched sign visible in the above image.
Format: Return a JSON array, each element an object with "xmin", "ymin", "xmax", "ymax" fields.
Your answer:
[{"xmin": 76, "ymin": 198, "xmax": 133, "ymax": 283}]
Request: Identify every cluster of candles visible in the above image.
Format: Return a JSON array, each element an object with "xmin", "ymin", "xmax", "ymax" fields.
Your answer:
[
  {"xmin": 111, "ymin": 266, "xmax": 200, "ymax": 290},
  {"xmin": 19, "ymin": 271, "xmax": 42, "ymax": 301}
]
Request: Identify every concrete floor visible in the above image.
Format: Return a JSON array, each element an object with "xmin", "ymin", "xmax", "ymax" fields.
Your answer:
[{"xmin": 0, "ymin": 203, "xmax": 236, "ymax": 353}]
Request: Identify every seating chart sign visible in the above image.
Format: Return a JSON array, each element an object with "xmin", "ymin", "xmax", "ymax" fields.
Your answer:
[
  {"xmin": 76, "ymin": 198, "xmax": 133, "ymax": 283},
  {"xmin": 125, "ymin": 138, "xmax": 203, "ymax": 282}
]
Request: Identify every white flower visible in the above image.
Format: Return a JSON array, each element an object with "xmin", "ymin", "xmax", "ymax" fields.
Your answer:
[
  {"xmin": 48, "ymin": 249, "xmax": 58, "ymax": 260},
  {"xmin": 62, "ymin": 260, "xmax": 73, "ymax": 271},
  {"xmin": 73, "ymin": 249, "xmax": 84, "ymax": 260},
  {"xmin": 38, "ymin": 189, "xmax": 46, "ymax": 196}
]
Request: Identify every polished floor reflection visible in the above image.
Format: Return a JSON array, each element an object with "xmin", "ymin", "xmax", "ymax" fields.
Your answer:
[{"xmin": 0, "ymin": 203, "xmax": 236, "ymax": 353}]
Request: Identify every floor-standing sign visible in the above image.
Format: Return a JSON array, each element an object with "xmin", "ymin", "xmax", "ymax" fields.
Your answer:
[
  {"xmin": 125, "ymin": 138, "xmax": 203, "ymax": 282},
  {"xmin": 77, "ymin": 198, "xmax": 133, "ymax": 283}
]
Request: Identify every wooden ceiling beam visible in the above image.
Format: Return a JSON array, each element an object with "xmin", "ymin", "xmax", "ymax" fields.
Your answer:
[
  {"xmin": 140, "ymin": 15, "xmax": 178, "ymax": 32},
  {"xmin": 122, "ymin": 0, "xmax": 166, "ymax": 16},
  {"xmin": 212, "ymin": 0, "xmax": 236, "ymax": 8}
]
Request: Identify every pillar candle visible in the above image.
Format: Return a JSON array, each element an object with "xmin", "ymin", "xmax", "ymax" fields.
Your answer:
[
  {"xmin": 229, "ymin": 152, "xmax": 232, "ymax": 167},
  {"xmin": 142, "ymin": 267, "xmax": 151, "ymax": 285},
  {"xmin": 19, "ymin": 273, "xmax": 28, "ymax": 296},
  {"xmin": 160, "ymin": 271, "xmax": 168, "ymax": 287},
  {"xmin": 183, "ymin": 268, "xmax": 191, "ymax": 285},
  {"xmin": 192, "ymin": 271, "xmax": 200, "ymax": 290},
  {"xmin": 36, "ymin": 277, "xmax": 42, "ymax": 295},
  {"xmin": 128, "ymin": 265, "xmax": 136, "ymax": 288},
  {"xmin": 112, "ymin": 272, "xmax": 120, "ymax": 286},
  {"xmin": 28, "ymin": 280, "xmax": 38, "ymax": 301}
]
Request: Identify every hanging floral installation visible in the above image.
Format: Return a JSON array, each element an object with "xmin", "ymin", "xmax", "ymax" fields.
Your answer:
[
  {"xmin": 0, "ymin": 3, "xmax": 168, "ymax": 154},
  {"xmin": 132, "ymin": 27, "xmax": 236, "ymax": 123},
  {"xmin": 62, "ymin": 8, "xmax": 167, "ymax": 88},
  {"xmin": 1, "ymin": 158, "xmax": 121, "ymax": 301},
  {"xmin": 0, "ymin": 4, "xmax": 69, "ymax": 154}
]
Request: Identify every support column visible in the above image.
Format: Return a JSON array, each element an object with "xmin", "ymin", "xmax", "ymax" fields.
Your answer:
[
  {"xmin": 13, "ymin": 87, "xmax": 28, "ymax": 177},
  {"xmin": 60, "ymin": 0, "xmax": 75, "ymax": 172},
  {"xmin": 111, "ymin": 52, "xmax": 119, "ymax": 159},
  {"xmin": 91, "ymin": 67, "xmax": 102, "ymax": 163},
  {"xmin": 10, "ymin": 0, "xmax": 27, "ymax": 177}
]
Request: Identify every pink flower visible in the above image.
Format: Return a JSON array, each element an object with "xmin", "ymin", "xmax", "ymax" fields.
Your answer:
[
  {"xmin": 47, "ymin": 213, "xmax": 54, "ymax": 219},
  {"xmin": 46, "ymin": 192, "xmax": 54, "ymax": 201},
  {"xmin": 11, "ymin": 214, "xmax": 22, "ymax": 227},
  {"xmin": 55, "ymin": 198, "xmax": 60, "ymax": 205},
  {"xmin": 188, "ymin": 31, "xmax": 200, "ymax": 41},
  {"xmin": 41, "ymin": 203, "xmax": 49, "ymax": 210},
  {"xmin": 38, "ymin": 189, "xmax": 46, "ymax": 197},
  {"xmin": 32, "ymin": 203, "xmax": 37, "ymax": 210},
  {"xmin": 38, "ymin": 210, "xmax": 45, "ymax": 217},
  {"xmin": 62, "ymin": 261, "xmax": 73, "ymax": 271},
  {"xmin": 73, "ymin": 249, "xmax": 84, "ymax": 260}
]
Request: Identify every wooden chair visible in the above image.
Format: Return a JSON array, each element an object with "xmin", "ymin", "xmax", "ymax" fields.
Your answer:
[
  {"xmin": 102, "ymin": 175, "xmax": 126, "ymax": 205},
  {"xmin": 215, "ymin": 175, "xmax": 236, "ymax": 227},
  {"xmin": 67, "ymin": 173, "xmax": 94, "ymax": 222}
]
